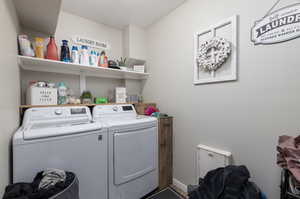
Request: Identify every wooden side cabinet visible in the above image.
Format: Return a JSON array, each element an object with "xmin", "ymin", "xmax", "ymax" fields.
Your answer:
[{"xmin": 158, "ymin": 117, "xmax": 173, "ymax": 190}]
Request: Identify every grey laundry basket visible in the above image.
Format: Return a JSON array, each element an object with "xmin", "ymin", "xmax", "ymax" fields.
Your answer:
[{"xmin": 49, "ymin": 175, "xmax": 79, "ymax": 199}]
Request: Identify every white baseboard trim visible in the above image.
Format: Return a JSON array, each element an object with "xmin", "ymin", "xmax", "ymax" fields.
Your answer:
[{"xmin": 173, "ymin": 178, "xmax": 188, "ymax": 193}]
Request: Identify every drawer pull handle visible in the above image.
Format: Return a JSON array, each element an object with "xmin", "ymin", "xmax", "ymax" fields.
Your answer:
[{"xmin": 98, "ymin": 135, "xmax": 102, "ymax": 141}]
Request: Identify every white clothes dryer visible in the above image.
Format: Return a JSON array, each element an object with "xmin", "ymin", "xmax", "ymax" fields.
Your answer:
[{"xmin": 93, "ymin": 104, "xmax": 158, "ymax": 199}]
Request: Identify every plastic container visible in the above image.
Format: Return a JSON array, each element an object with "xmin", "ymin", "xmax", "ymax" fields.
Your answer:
[
  {"xmin": 99, "ymin": 51, "xmax": 108, "ymax": 67},
  {"xmin": 115, "ymin": 87, "xmax": 126, "ymax": 103},
  {"xmin": 79, "ymin": 45, "xmax": 89, "ymax": 65},
  {"xmin": 46, "ymin": 36, "xmax": 59, "ymax": 60},
  {"xmin": 57, "ymin": 82, "xmax": 68, "ymax": 105},
  {"xmin": 18, "ymin": 35, "xmax": 35, "ymax": 57},
  {"xmin": 71, "ymin": 46, "xmax": 79, "ymax": 64},
  {"xmin": 35, "ymin": 37, "xmax": 44, "ymax": 58},
  {"xmin": 96, "ymin": 52, "xmax": 100, "ymax": 65},
  {"xmin": 27, "ymin": 86, "xmax": 57, "ymax": 105},
  {"xmin": 89, "ymin": 50, "xmax": 98, "ymax": 66},
  {"xmin": 60, "ymin": 40, "xmax": 71, "ymax": 62}
]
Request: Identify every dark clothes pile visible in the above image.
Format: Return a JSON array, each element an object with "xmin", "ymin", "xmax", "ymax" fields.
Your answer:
[
  {"xmin": 3, "ymin": 171, "xmax": 78, "ymax": 199},
  {"xmin": 188, "ymin": 165, "xmax": 262, "ymax": 199}
]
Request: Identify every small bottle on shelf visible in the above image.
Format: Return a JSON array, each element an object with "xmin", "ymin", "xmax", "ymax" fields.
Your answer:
[
  {"xmin": 60, "ymin": 40, "xmax": 71, "ymax": 62},
  {"xmin": 79, "ymin": 45, "xmax": 89, "ymax": 65},
  {"xmin": 71, "ymin": 46, "xmax": 79, "ymax": 64},
  {"xmin": 35, "ymin": 37, "xmax": 44, "ymax": 59},
  {"xmin": 89, "ymin": 50, "xmax": 98, "ymax": 66},
  {"xmin": 46, "ymin": 36, "xmax": 59, "ymax": 61},
  {"xmin": 57, "ymin": 82, "xmax": 68, "ymax": 105},
  {"xmin": 99, "ymin": 50, "xmax": 108, "ymax": 67}
]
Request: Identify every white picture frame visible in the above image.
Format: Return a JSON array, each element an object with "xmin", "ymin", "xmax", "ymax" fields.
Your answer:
[{"xmin": 194, "ymin": 15, "xmax": 238, "ymax": 85}]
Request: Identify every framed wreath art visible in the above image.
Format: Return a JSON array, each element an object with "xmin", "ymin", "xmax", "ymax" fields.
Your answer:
[
  {"xmin": 197, "ymin": 37, "xmax": 231, "ymax": 77},
  {"xmin": 194, "ymin": 15, "xmax": 238, "ymax": 85}
]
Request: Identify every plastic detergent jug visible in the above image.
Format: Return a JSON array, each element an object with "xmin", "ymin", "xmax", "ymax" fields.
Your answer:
[
  {"xmin": 60, "ymin": 40, "xmax": 71, "ymax": 62},
  {"xmin": 46, "ymin": 36, "xmax": 58, "ymax": 61},
  {"xmin": 99, "ymin": 51, "xmax": 108, "ymax": 67},
  {"xmin": 80, "ymin": 45, "xmax": 89, "ymax": 65},
  {"xmin": 71, "ymin": 46, "xmax": 79, "ymax": 64},
  {"xmin": 35, "ymin": 37, "xmax": 44, "ymax": 58},
  {"xmin": 89, "ymin": 50, "xmax": 97, "ymax": 66}
]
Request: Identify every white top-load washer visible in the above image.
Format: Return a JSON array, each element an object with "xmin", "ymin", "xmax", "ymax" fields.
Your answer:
[
  {"xmin": 93, "ymin": 104, "xmax": 158, "ymax": 199},
  {"xmin": 13, "ymin": 106, "xmax": 108, "ymax": 199}
]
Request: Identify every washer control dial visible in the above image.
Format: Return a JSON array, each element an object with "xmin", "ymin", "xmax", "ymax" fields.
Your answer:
[
  {"xmin": 54, "ymin": 109, "xmax": 63, "ymax": 115},
  {"xmin": 112, "ymin": 106, "xmax": 118, "ymax": 112}
]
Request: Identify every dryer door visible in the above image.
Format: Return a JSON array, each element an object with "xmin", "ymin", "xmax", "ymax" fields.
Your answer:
[{"xmin": 113, "ymin": 126, "xmax": 157, "ymax": 185}]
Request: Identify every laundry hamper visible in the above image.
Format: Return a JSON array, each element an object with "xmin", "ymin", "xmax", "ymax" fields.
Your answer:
[
  {"xmin": 48, "ymin": 172, "xmax": 79, "ymax": 199},
  {"xmin": 3, "ymin": 172, "xmax": 79, "ymax": 199}
]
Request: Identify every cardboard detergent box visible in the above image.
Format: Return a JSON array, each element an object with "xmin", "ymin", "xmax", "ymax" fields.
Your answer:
[{"xmin": 133, "ymin": 65, "xmax": 145, "ymax": 73}]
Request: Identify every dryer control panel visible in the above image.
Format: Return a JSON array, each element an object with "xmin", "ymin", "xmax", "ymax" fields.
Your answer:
[{"xmin": 93, "ymin": 104, "xmax": 137, "ymax": 120}]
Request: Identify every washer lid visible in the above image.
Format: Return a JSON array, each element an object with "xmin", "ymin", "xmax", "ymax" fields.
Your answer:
[
  {"xmin": 21, "ymin": 106, "xmax": 102, "ymax": 140},
  {"xmin": 23, "ymin": 122, "xmax": 102, "ymax": 140}
]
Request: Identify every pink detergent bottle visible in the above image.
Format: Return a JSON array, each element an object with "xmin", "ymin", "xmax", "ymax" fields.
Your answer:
[{"xmin": 46, "ymin": 36, "xmax": 59, "ymax": 61}]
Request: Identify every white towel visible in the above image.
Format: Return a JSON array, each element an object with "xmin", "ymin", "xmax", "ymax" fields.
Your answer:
[{"xmin": 38, "ymin": 168, "xmax": 66, "ymax": 190}]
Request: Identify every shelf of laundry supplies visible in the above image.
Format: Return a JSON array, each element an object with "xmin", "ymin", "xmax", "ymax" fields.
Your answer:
[{"xmin": 18, "ymin": 56, "xmax": 150, "ymax": 80}]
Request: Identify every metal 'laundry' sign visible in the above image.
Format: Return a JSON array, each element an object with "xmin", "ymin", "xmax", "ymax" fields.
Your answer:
[{"xmin": 251, "ymin": 3, "xmax": 300, "ymax": 45}]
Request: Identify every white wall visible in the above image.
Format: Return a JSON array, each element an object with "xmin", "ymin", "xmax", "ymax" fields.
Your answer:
[
  {"xmin": 56, "ymin": 11, "xmax": 123, "ymax": 60},
  {"xmin": 0, "ymin": 0, "xmax": 20, "ymax": 195},
  {"xmin": 144, "ymin": 0, "xmax": 300, "ymax": 198},
  {"xmin": 21, "ymin": 11, "xmax": 125, "ymax": 103},
  {"xmin": 123, "ymin": 24, "xmax": 147, "ymax": 61}
]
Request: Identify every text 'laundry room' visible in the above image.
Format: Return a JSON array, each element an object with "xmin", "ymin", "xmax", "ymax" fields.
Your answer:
[{"xmin": 1, "ymin": 0, "xmax": 300, "ymax": 199}]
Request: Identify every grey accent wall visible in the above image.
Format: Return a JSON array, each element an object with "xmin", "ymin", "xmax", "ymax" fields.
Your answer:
[
  {"xmin": 0, "ymin": 0, "xmax": 20, "ymax": 195},
  {"xmin": 143, "ymin": 0, "xmax": 300, "ymax": 198}
]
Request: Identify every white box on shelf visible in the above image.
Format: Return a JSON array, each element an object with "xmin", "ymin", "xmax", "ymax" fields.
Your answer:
[
  {"xmin": 27, "ymin": 86, "xmax": 57, "ymax": 105},
  {"xmin": 133, "ymin": 65, "xmax": 145, "ymax": 73},
  {"xmin": 115, "ymin": 87, "xmax": 127, "ymax": 103}
]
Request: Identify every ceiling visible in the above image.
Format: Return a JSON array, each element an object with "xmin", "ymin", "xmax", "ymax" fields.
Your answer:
[
  {"xmin": 62, "ymin": 0, "xmax": 186, "ymax": 29},
  {"xmin": 13, "ymin": 0, "xmax": 61, "ymax": 34}
]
